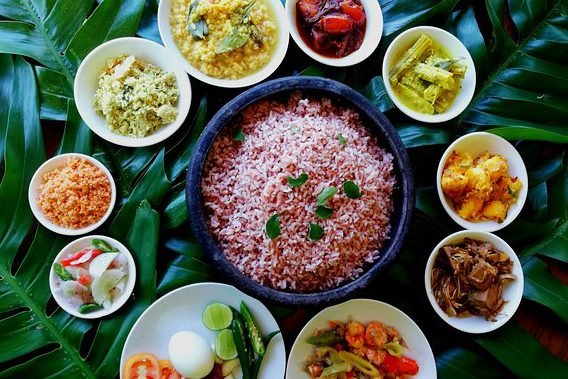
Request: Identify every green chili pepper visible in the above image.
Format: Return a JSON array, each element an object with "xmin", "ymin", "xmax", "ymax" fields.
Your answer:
[
  {"xmin": 53, "ymin": 263, "xmax": 72, "ymax": 281},
  {"xmin": 92, "ymin": 239, "xmax": 118, "ymax": 252},
  {"xmin": 252, "ymin": 330, "xmax": 280, "ymax": 379},
  {"xmin": 306, "ymin": 331, "xmax": 343, "ymax": 346},
  {"xmin": 384, "ymin": 341, "xmax": 404, "ymax": 357},
  {"xmin": 78, "ymin": 303, "xmax": 102, "ymax": 314},
  {"xmin": 320, "ymin": 362, "xmax": 352, "ymax": 377},
  {"xmin": 231, "ymin": 308, "xmax": 252, "ymax": 379},
  {"xmin": 240, "ymin": 301, "xmax": 265, "ymax": 356}
]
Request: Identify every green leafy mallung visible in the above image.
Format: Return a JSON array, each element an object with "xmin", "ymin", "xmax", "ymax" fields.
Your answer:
[{"xmin": 0, "ymin": 0, "xmax": 567, "ymax": 378}]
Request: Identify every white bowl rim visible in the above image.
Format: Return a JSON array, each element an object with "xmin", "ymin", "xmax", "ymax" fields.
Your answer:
[
  {"xmin": 286, "ymin": 0, "xmax": 383, "ymax": 67},
  {"xmin": 381, "ymin": 25, "xmax": 477, "ymax": 123},
  {"xmin": 424, "ymin": 230, "xmax": 524, "ymax": 334},
  {"xmin": 74, "ymin": 36, "xmax": 192, "ymax": 147},
  {"xmin": 157, "ymin": 0, "xmax": 290, "ymax": 88},
  {"xmin": 28, "ymin": 153, "xmax": 116, "ymax": 236},
  {"xmin": 436, "ymin": 131, "xmax": 529, "ymax": 232},
  {"xmin": 286, "ymin": 298, "xmax": 437, "ymax": 378},
  {"xmin": 49, "ymin": 235, "xmax": 137, "ymax": 319}
]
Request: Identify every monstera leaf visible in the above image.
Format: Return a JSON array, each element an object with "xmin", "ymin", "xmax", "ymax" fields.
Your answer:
[
  {"xmin": 0, "ymin": 0, "xmax": 567, "ymax": 378},
  {"xmin": 0, "ymin": 0, "xmax": 145, "ymax": 120},
  {"xmin": 0, "ymin": 56, "xmax": 159, "ymax": 377}
]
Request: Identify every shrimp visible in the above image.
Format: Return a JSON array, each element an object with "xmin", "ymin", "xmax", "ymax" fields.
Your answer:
[
  {"xmin": 306, "ymin": 363, "xmax": 323, "ymax": 378},
  {"xmin": 345, "ymin": 321, "xmax": 365, "ymax": 348},
  {"xmin": 365, "ymin": 348, "xmax": 387, "ymax": 366},
  {"xmin": 364, "ymin": 321, "xmax": 388, "ymax": 347},
  {"xmin": 386, "ymin": 325, "xmax": 404, "ymax": 344}
]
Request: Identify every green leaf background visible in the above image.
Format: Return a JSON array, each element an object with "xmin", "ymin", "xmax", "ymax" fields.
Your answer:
[{"xmin": 0, "ymin": 0, "xmax": 567, "ymax": 377}]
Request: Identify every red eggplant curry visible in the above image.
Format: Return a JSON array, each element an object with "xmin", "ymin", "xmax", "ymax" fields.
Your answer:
[{"xmin": 296, "ymin": 0, "xmax": 366, "ymax": 58}]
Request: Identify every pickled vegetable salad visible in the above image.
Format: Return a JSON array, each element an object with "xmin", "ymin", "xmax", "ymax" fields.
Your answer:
[{"xmin": 53, "ymin": 239, "xmax": 128, "ymax": 314}]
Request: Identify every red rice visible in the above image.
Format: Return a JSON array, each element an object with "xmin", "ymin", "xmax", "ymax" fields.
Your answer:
[{"xmin": 202, "ymin": 94, "xmax": 396, "ymax": 292}]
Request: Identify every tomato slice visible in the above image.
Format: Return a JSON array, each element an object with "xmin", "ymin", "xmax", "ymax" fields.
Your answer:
[
  {"xmin": 318, "ymin": 15, "xmax": 354, "ymax": 35},
  {"xmin": 381, "ymin": 353, "xmax": 400, "ymax": 374},
  {"xmin": 60, "ymin": 248, "xmax": 102, "ymax": 266},
  {"xmin": 159, "ymin": 360, "xmax": 182, "ymax": 379},
  {"xmin": 77, "ymin": 274, "xmax": 91, "ymax": 286},
  {"xmin": 381, "ymin": 354, "xmax": 420, "ymax": 376},
  {"xmin": 398, "ymin": 356, "xmax": 420, "ymax": 375},
  {"xmin": 340, "ymin": 1, "xmax": 366, "ymax": 23},
  {"xmin": 123, "ymin": 353, "xmax": 160, "ymax": 379}
]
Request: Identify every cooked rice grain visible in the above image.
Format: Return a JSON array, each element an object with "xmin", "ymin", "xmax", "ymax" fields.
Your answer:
[{"xmin": 202, "ymin": 95, "xmax": 396, "ymax": 292}]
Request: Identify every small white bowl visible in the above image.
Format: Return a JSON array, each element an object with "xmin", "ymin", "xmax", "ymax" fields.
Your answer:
[
  {"xmin": 437, "ymin": 132, "xmax": 528, "ymax": 232},
  {"xmin": 49, "ymin": 235, "xmax": 136, "ymax": 319},
  {"xmin": 425, "ymin": 230, "xmax": 524, "ymax": 334},
  {"xmin": 382, "ymin": 26, "xmax": 476, "ymax": 123},
  {"xmin": 28, "ymin": 153, "xmax": 116, "ymax": 236},
  {"xmin": 157, "ymin": 0, "xmax": 289, "ymax": 88},
  {"xmin": 286, "ymin": 0, "xmax": 382, "ymax": 67},
  {"xmin": 74, "ymin": 37, "xmax": 192, "ymax": 147}
]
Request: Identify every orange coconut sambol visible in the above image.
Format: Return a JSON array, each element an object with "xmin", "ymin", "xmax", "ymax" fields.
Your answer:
[{"xmin": 304, "ymin": 320, "xmax": 419, "ymax": 378}]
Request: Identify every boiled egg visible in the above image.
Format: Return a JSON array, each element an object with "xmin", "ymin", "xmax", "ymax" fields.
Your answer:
[{"xmin": 168, "ymin": 331, "xmax": 215, "ymax": 378}]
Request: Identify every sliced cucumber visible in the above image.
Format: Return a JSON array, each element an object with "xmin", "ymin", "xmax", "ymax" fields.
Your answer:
[
  {"xmin": 91, "ymin": 269, "xmax": 125, "ymax": 305},
  {"xmin": 115, "ymin": 276, "xmax": 128, "ymax": 293},
  {"xmin": 215, "ymin": 329, "xmax": 238, "ymax": 360},
  {"xmin": 59, "ymin": 280, "xmax": 87, "ymax": 297},
  {"xmin": 89, "ymin": 253, "xmax": 119, "ymax": 278},
  {"xmin": 203, "ymin": 303, "xmax": 233, "ymax": 331}
]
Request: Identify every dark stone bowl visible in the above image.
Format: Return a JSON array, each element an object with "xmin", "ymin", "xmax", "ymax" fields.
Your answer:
[{"xmin": 186, "ymin": 77, "xmax": 415, "ymax": 307}]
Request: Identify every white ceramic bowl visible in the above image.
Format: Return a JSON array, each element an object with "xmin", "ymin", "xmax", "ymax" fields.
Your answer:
[
  {"xmin": 28, "ymin": 153, "xmax": 116, "ymax": 236},
  {"xmin": 437, "ymin": 132, "xmax": 528, "ymax": 232},
  {"xmin": 74, "ymin": 37, "xmax": 192, "ymax": 147},
  {"xmin": 286, "ymin": 299, "xmax": 437, "ymax": 379},
  {"xmin": 286, "ymin": 0, "xmax": 382, "ymax": 67},
  {"xmin": 158, "ymin": 0, "xmax": 289, "ymax": 88},
  {"xmin": 382, "ymin": 26, "xmax": 476, "ymax": 123},
  {"xmin": 49, "ymin": 235, "xmax": 136, "ymax": 319},
  {"xmin": 424, "ymin": 230, "xmax": 524, "ymax": 334},
  {"xmin": 121, "ymin": 282, "xmax": 286, "ymax": 379}
]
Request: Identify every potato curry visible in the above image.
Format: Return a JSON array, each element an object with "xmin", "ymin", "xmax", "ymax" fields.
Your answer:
[{"xmin": 441, "ymin": 151, "xmax": 522, "ymax": 223}]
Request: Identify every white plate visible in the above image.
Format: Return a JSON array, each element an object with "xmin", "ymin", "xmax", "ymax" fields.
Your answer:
[
  {"xmin": 74, "ymin": 37, "xmax": 192, "ymax": 147},
  {"xmin": 382, "ymin": 26, "xmax": 476, "ymax": 123},
  {"xmin": 158, "ymin": 0, "xmax": 289, "ymax": 88},
  {"xmin": 436, "ymin": 132, "xmax": 528, "ymax": 232},
  {"xmin": 28, "ymin": 153, "xmax": 116, "ymax": 236},
  {"xmin": 286, "ymin": 0, "xmax": 383, "ymax": 67},
  {"xmin": 121, "ymin": 283, "xmax": 286, "ymax": 378},
  {"xmin": 49, "ymin": 235, "xmax": 136, "ymax": 319},
  {"xmin": 425, "ymin": 230, "xmax": 524, "ymax": 334},
  {"xmin": 286, "ymin": 299, "xmax": 436, "ymax": 379}
]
